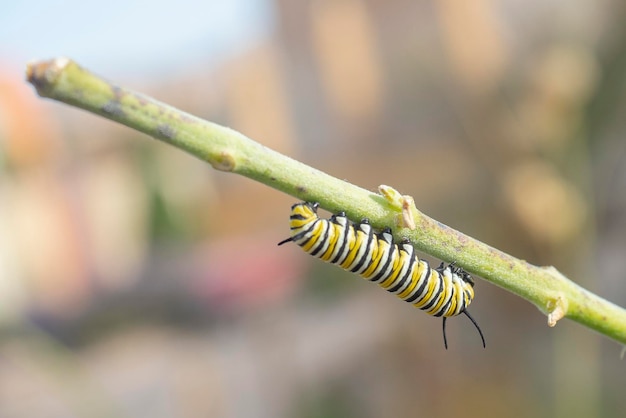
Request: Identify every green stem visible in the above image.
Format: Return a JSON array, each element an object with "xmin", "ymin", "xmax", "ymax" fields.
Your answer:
[{"xmin": 26, "ymin": 57, "xmax": 626, "ymax": 345}]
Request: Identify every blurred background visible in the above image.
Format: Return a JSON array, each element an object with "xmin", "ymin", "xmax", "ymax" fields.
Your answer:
[{"xmin": 1, "ymin": 0, "xmax": 626, "ymax": 417}]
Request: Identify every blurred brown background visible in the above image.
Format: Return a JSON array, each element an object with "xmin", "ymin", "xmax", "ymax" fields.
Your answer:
[{"xmin": 2, "ymin": 0, "xmax": 626, "ymax": 417}]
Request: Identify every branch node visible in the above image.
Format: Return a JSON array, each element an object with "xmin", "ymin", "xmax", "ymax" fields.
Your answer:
[
  {"xmin": 547, "ymin": 295, "xmax": 568, "ymax": 327},
  {"xmin": 212, "ymin": 151, "xmax": 236, "ymax": 172},
  {"xmin": 401, "ymin": 195, "xmax": 416, "ymax": 230},
  {"xmin": 378, "ymin": 185, "xmax": 403, "ymax": 209},
  {"xmin": 378, "ymin": 185, "xmax": 417, "ymax": 230}
]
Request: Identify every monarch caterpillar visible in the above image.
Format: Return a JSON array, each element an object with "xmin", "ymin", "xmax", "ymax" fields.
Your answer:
[{"xmin": 278, "ymin": 201, "xmax": 485, "ymax": 349}]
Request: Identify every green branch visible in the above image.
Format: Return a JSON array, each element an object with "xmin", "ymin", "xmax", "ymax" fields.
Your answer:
[{"xmin": 26, "ymin": 57, "xmax": 626, "ymax": 345}]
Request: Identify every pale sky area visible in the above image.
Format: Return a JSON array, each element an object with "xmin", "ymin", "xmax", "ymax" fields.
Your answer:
[{"xmin": 0, "ymin": 0, "xmax": 274, "ymax": 77}]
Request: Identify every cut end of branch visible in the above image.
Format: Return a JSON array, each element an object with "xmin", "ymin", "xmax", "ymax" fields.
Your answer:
[
  {"xmin": 547, "ymin": 295, "xmax": 568, "ymax": 327},
  {"xmin": 26, "ymin": 57, "xmax": 72, "ymax": 97}
]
